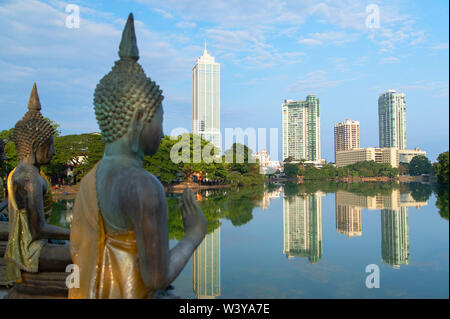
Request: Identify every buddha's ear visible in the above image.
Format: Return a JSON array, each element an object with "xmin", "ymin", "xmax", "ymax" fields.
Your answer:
[
  {"xmin": 29, "ymin": 140, "xmax": 38, "ymax": 162},
  {"xmin": 130, "ymin": 108, "xmax": 146, "ymax": 153}
]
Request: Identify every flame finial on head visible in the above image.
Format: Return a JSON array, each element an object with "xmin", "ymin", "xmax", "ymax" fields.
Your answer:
[
  {"xmin": 119, "ymin": 13, "xmax": 139, "ymax": 61},
  {"xmin": 28, "ymin": 83, "xmax": 41, "ymax": 111}
]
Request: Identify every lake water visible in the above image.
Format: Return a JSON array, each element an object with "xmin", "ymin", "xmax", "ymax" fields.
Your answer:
[{"xmin": 51, "ymin": 182, "xmax": 449, "ymax": 299}]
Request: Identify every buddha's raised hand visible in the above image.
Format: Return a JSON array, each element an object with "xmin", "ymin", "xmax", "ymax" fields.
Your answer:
[{"xmin": 180, "ymin": 188, "xmax": 207, "ymax": 242}]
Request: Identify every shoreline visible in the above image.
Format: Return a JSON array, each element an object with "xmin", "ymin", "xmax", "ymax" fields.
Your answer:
[{"xmin": 49, "ymin": 175, "xmax": 436, "ymax": 197}]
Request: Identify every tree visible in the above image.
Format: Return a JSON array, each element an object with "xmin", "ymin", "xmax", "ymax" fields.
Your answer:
[
  {"xmin": 409, "ymin": 155, "xmax": 433, "ymax": 176},
  {"xmin": 434, "ymin": 151, "xmax": 449, "ymax": 185},
  {"xmin": 398, "ymin": 162, "xmax": 409, "ymax": 176},
  {"xmin": 284, "ymin": 163, "xmax": 299, "ymax": 178}
]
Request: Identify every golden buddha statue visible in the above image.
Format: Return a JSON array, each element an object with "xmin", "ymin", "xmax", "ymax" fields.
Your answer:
[{"xmin": 69, "ymin": 13, "xmax": 207, "ymax": 299}]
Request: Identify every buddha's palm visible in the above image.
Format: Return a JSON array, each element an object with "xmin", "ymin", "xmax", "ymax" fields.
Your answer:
[{"xmin": 180, "ymin": 188, "xmax": 207, "ymax": 241}]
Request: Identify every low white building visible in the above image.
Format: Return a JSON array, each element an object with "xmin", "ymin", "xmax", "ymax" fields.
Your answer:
[
  {"xmin": 398, "ymin": 148, "xmax": 426, "ymax": 164},
  {"xmin": 336, "ymin": 147, "xmax": 399, "ymax": 168},
  {"xmin": 252, "ymin": 150, "xmax": 283, "ymax": 174}
]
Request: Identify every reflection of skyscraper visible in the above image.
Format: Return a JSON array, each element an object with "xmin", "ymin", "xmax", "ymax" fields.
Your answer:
[
  {"xmin": 283, "ymin": 192, "xmax": 323, "ymax": 263},
  {"xmin": 381, "ymin": 207, "xmax": 410, "ymax": 268},
  {"xmin": 335, "ymin": 203, "xmax": 362, "ymax": 238},
  {"xmin": 192, "ymin": 226, "xmax": 220, "ymax": 298}
]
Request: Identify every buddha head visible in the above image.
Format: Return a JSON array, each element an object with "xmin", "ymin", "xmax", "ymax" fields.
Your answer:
[
  {"xmin": 0, "ymin": 139, "xmax": 5, "ymax": 166},
  {"xmin": 93, "ymin": 13, "xmax": 164, "ymax": 156},
  {"xmin": 12, "ymin": 83, "xmax": 55, "ymax": 165}
]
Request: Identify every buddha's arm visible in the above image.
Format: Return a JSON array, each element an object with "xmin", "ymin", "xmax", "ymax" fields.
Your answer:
[
  {"xmin": 23, "ymin": 175, "xmax": 70, "ymax": 240},
  {"xmin": 130, "ymin": 177, "xmax": 170, "ymax": 290},
  {"xmin": 130, "ymin": 179, "xmax": 206, "ymax": 291}
]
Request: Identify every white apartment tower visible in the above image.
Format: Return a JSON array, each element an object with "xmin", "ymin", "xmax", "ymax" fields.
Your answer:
[
  {"xmin": 378, "ymin": 90, "xmax": 406, "ymax": 150},
  {"xmin": 282, "ymin": 95, "xmax": 321, "ymax": 162},
  {"xmin": 334, "ymin": 119, "xmax": 360, "ymax": 162},
  {"xmin": 192, "ymin": 47, "xmax": 221, "ymax": 151}
]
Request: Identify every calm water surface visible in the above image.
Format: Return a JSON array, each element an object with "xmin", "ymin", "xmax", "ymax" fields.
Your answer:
[{"xmin": 51, "ymin": 183, "xmax": 449, "ymax": 299}]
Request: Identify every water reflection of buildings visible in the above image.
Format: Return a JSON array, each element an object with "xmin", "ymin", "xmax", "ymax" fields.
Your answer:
[
  {"xmin": 381, "ymin": 207, "xmax": 409, "ymax": 268},
  {"xmin": 335, "ymin": 190, "xmax": 425, "ymax": 268},
  {"xmin": 283, "ymin": 192, "xmax": 323, "ymax": 264},
  {"xmin": 259, "ymin": 187, "xmax": 282, "ymax": 210},
  {"xmin": 192, "ymin": 226, "xmax": 221, "ymax": 299}
]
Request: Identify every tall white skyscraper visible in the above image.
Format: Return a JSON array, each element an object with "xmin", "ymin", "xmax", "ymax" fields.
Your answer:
[
  {"xmin": 282, "ymin": 95, "xmax": 321, "ymax": 162},
  {"xmin": 378, "ymin": 90, "xmax": 406, "ymax": 150},
  {"xmin": 192, "ymin": 47, "xmax": 221, "ymax": 151}
]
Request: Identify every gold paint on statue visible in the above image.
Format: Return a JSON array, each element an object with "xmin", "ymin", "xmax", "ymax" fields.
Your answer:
[
  {"xmin": 69, "ymin": 164, "xmax": 150, "ymax": 298},
  {"xmin": 4, "ymin": 168, "xmax": 46, "ymax": 284}
]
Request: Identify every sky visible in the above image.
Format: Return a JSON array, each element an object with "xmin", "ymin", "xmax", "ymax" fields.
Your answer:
[{"xmin": 0, "ymin": 0, "xmax": 448, "ymax": 162}]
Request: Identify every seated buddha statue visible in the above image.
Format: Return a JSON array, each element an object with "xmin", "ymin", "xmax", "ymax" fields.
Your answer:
[
  {"xmin": 69, "ymin": 13, "xmax": 207, "ymax": 299},
  {"xmin": 4, "ymin": 83, "xmax": 71, "ymax": 286}
]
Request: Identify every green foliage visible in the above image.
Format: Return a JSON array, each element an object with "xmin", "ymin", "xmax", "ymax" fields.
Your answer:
[
  {"xmin": 434, "ymin": 185, "xmax": 449, "ymax": 220},
  {"xmin": 398, "ymin": 162, "xmax": 409, "ymax": 176},
  {"xmin": 143, "ymin": 136, "xmax": 179, "ymax": 184},
  {"xmin": 284, "ymin": 161, "xmax": 399, "ymax": 181},
  {"xmin": 224, "ymin": 143, "xmax": 257, "ymax": 174},
  {"xmin": 43, "ymin": 133, "xmax": 105, "ymax": 180},
  {"xmin": 167, "ymin": 186, "xmax": 265, "ymax": 240},
  {"xmin": 223, "ymin": 143, "xmax": 264, "ymax": 187},
  {"xmin": 408, "ymin": 182, "xmax": 432, "ymax": 202},
  {"xmin": 434, "ymin": 151, "xmax": 449, "ymax": 185},
  {"xmin": 284, "ymin": 163, "xmax": 299, "ymax": 177},
  {"xmin": 409, "ymin": 155, "xmax": 433, "ymax": 176}
]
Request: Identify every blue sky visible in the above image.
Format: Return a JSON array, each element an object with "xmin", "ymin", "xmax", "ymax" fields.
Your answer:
[{"xmin": 0, "ymin": 0, "xmax": 448, "ymax": 162}]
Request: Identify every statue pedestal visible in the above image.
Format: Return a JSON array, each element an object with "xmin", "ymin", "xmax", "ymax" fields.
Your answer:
[
  {"xmin": 4, "ymin": 272, "xmax": 68, "ymax": 299},
  {"xmin": 1, "ymin": 221, "xmax": 70, "ymax": 299}
]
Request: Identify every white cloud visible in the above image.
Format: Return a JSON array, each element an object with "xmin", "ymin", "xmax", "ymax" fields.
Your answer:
[
  {"xmin": 380, "ymin": 57, "xmax": 400, "ymax": 64},
  {"xmin": 298, "ymin": 31, "xmax": 360, "ymax": 46},
  {"xmin": 431, "ymin": 42, "xmax": 449, "ymax": 50},
  {"xmin": 176, "ymin": 21, "xmax": 196, "ymax": 28},
  {"xmin": 152, "ymin": 8, "xmax": 173, "ymax": 19},
  {"xmin": 287, "ymin": 70, "xmax": 344, "ymax": 93},
  {"xmin": 0, "ymin": 0, "xmax": 203, "ymax": 134}
]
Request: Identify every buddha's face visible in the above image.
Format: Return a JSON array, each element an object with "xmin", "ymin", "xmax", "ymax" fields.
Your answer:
[
  {"xmin": 35, "ymin": 136, "xmax": 55, "ymax": 164},
  {"xmin": 140, "ymin": 104, "xmax": 164, "ymax": 156}
]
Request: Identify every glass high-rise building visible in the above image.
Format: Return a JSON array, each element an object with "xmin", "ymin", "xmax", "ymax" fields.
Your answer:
[
  {"xmin": 282, "ymin": 95, "xmax": 321, "ymax": 162},
  {"xmin": 378, "ymin": 90, "xmax": 406, "ymax": 150},
  {"xmin": 192, "ymin": 47, "xmax": 221, "ymax": 151}
]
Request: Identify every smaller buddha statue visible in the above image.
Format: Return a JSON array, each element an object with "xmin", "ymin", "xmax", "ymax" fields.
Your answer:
[
  {"xmin": 69, "ymin": 13, "xmax": 207, "ymax": 299},
  {"xmin": 4, "ymin": 83, "xmax": 71, "ymax": 287}
]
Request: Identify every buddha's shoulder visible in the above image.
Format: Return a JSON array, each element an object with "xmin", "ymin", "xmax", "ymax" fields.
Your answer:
[
  {"xmin": 117, "ymin": 166, "xmax": 164, "ymax": 195},
  {"xmin": 12, "ymin": 164, "xmax": 41, "ymax": 183}
]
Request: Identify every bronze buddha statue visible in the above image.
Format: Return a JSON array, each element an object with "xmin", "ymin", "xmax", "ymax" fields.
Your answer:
[
  {"xmin": 4, "ymin": 83, "xmax": 71, "ymax": 286},
  {"xmin": 69, "ymin": 13, "xmax": 207, "ymax": 299}
]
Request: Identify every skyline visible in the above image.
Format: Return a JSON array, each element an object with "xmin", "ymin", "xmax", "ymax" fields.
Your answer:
[{"xmin": 0, "ymin": 0, "xmax": 448, "ymax": 163}]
